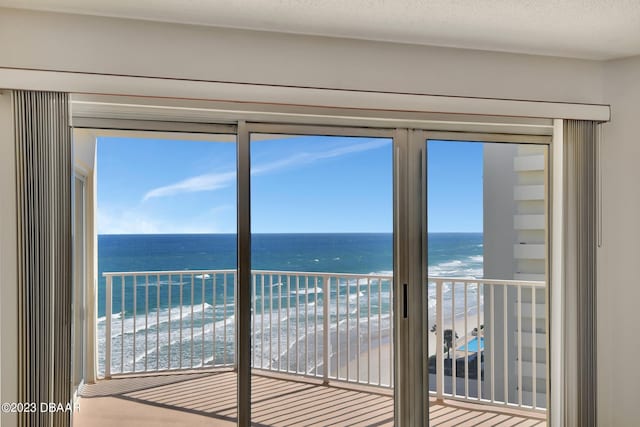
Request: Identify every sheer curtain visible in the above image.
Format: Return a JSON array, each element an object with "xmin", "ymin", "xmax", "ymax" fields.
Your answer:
[
  {"xmin": 14, "ymin": 91, "xmax": 72, "ymax": 427},
  {"xmin": 563, "ymin": 120, "xmax": 598, "ymax": 427}
]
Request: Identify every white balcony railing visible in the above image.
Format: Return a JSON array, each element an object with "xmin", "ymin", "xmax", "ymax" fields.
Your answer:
[
  {"xmin": 101, "ymin": 269, "xmax": 393, "ymax": 388},
  {"xmin": 100, "ymin": 271, "xmax": 545, "ymax": 412},
  {"xmin": 427, "ymin": 277, "xmax": 546, "ymax": 413}
]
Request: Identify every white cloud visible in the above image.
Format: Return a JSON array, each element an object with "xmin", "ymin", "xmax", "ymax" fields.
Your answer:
[
  {"xmin": 141, "ymin": 139, "xmax": 388, "ymax": 201},
  {"xmin": 252, "ymin": 138, "xmax": 388, "ymax": 174},
  {"xmin": 142, "ymin": 171, "xmax": 236, "ymax": 201}
]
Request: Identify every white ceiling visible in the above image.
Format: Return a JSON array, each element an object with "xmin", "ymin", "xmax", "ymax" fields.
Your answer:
[{"xmin": 2, "ymin": 0, "xmax": 640, "ymax": 60}]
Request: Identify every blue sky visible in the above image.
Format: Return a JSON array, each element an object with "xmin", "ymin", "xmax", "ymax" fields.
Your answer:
[
  {"xmin": 97, "ymin": 136, "xmax": 237, "ymax": 234},
  {"xmin": 427, "ymin": 140, "xmax": 483, "ymax": 232},
  {"xmin": 97, "ymin": 136, "xmax": 482, "ymax": 234}
]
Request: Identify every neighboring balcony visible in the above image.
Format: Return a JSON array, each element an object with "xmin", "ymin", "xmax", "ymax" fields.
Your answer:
[{"xmin": 80, "ymin": 270, "xmax": 547, "ymax": 426}]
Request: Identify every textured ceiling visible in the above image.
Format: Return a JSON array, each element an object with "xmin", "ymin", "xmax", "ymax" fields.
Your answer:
[{"xmin": 2, "ymin": 0, "xmax": 640, "ymax": 60}]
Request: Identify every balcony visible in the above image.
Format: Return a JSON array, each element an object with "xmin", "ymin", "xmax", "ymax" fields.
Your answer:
[{"xmin": 79, "ymin": 270, "xmax": 547, "ymax": 426}]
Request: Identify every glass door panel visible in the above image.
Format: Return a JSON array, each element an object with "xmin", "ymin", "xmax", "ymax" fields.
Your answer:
[
  {"xmin": 249, "ymin": 130, "xmax": 394, "ymax": 426},
  {"xmin": 95, "ymin": 132, "xmax": 238, "ymax": 419},
  {"xmin": 425, "ymin": 138, "xmax": 549, "ymax": 421}
]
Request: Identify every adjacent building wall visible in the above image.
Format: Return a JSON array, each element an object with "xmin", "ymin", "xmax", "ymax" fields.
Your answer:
[
  {"xmin": 483, "ymin": 143, "xmax": 547, "ymax": 408},
  {"xmin": 483, "ymin": 143, "xmax": 518, "ymax": 404},
  {"xmin": 0, "ymin": 91, "xmax": 18, "ymax": 427},
  {"xmin": 483, "ymin": 143, "xmax": 519, "ymax": 280},
  {"xmin": 599, "ymin": 55, "xmax": 640, "ymax": 427},
  {"xmin": 482, "ymin": 143, "xmax": 518, "ymax": 400}
]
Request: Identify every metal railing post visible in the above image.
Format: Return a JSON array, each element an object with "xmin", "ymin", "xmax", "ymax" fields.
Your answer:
[
  {"xmin": 105, "ymin": 275, "xmax": 112, "ymax": 379},
  {"xmin": 323, "ymin": 276, "xmax": 330, "ymax": 383},
  {"xmin": 235, "ymin": 271, "xmax": 239, "ymax": 370},
  {"xmin": 435, "ymin": 279, "xmax": 444, "ymax": 400}
]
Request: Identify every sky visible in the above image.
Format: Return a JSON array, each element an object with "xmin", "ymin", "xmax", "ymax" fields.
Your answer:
[
  {"xmin": 427, "ymin": 140, "xmax": 483, "ymax": 232},
  {"xmin": 97, "ymin": 136, "xmax": 482, "ymax": 234}
]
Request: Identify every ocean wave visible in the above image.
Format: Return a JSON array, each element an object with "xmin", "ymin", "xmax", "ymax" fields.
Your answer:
[
  {"xmin": 100, "ymin": 301, "xmax": 221, "ymax": 338},
  {"xmin": 97, "ymin": 312, "xmax": 122, "ymax": 323},
  {"xmin": 133, "ymin": 313, "xmax": 236, "ymax": 364},
  {"xmin": 99, "ymin": 292, "xmax": 395, "ymax": 374},
  {"xmin": 291, "ymin": 287, "xmax": 323, "ymax": 295},
  {"xmin": 135, "ymin": 280, "xmax": 188, "ymax": 287},
  {"xmin": 368, "ymin": 270, "xmax": 393, "ymax": 276},
  {"xmin": 429, "ymin": 257, "xmax": 483, "ymax": 278},
  {"xmin": 99, "ymin": 314, "xmax": 237, "ymax": 373}
]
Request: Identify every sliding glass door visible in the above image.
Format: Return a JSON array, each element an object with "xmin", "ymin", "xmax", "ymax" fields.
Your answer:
[{"xmin": 78, "ymin": 115, "xmax": 556, "ymax": 426}]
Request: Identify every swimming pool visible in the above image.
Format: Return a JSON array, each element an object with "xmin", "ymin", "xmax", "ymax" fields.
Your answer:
[{"xmin": 457, "ymin": 337, "xmax": 484, "ymax": 352}]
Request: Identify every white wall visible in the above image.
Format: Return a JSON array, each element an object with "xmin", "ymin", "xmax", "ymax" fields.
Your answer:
[
  {"xmin": 0, "ymin": 8, "xmax": 604, "ymax": 104},
  {"xmin": 0, "ymin": 91, "xmax": 18, "ymax": 427},
  {"xmin": 599, "ymin": 55, "xmax": 640, "ymax": 427}
]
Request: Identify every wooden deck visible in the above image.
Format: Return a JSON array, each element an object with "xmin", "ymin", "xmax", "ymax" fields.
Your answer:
[{"xmin": 73, "ymin": 371, "xmax": 546, "ymax": 426}]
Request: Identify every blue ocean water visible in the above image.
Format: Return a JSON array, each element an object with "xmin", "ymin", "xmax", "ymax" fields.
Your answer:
[
  {"xmin": 98, "ymin": 233, "xmax": 394, "ymax": 315},
  {"xmin": 97, "ymin": 232, "xmax": 482, "ymax": 374}
]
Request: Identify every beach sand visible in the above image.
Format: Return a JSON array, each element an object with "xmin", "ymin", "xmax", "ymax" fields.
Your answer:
[{"xmin": 339, "ymin": 311, "xmax": 482, "ymax": 384}]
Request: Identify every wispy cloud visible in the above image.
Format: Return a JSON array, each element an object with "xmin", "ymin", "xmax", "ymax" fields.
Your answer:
[
  {"xmin": 252, "ymin": 139, "xmax": 389, "ymax": 174},
  {"xmin": 142, "ymin": 171, "xmax": 236, "ymax": 201},
  {"xmin": 142, "ymin": 139, "xmax": 388, "ymax": 201}
]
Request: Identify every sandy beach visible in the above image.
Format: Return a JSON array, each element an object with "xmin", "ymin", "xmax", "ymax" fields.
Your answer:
[{"xmin": 337, "ymin": 310, "xmax": 482, "ymax": 384}]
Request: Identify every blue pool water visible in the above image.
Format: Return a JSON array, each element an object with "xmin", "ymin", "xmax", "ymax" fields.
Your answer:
[{"xmin": 458, "ymin": 337, "xmax": 484, "ymax": 352}]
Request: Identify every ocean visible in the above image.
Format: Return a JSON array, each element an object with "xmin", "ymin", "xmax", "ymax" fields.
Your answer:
[{"xmin": 97, "ymin": 232, "xmax": 482, "ymax": 375}]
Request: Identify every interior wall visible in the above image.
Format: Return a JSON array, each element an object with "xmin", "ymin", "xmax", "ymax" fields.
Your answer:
[
  {"xmin": 599, "ymin": 55, "xmax": 640, "ymax": 427},
  {"xmin": 0, "ymin": 91, "xmax": 18, "ymax": 427},
  {"xmin": 0, "ymin": 8, "xmax": 604, "ymax": 105}
]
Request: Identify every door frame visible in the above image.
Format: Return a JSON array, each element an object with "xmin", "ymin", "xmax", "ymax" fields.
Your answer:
[{"xmin": 239, "ymin": 122, "xmax": 408, "ymax": 425}]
